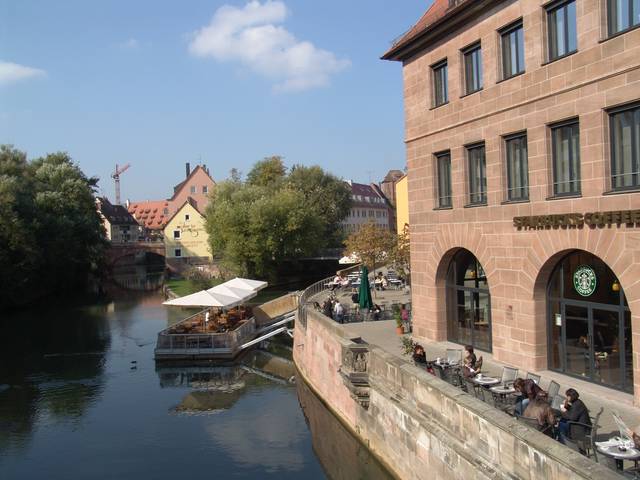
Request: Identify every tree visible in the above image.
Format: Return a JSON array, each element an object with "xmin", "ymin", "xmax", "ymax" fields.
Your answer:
[
  {"xmin": 205, "ymin": 158, "xmax": 351, "ymax": 278},
  {"xmin": 343, "ymin": 222, "xmax": 396, "ymax": 278},
  {"xmin": 286, "ymin": 165, "xmax": 352, "ymax": 247},
  {"xmin": 387, "ymin": 224, "xmax": 410, "ymax": 282},
  {"xmin": 246, "ymin": 156, "xmax": 286, "ymax": 188},
  {"xmin": 0, "ymin": 146, "xmax": 107, "ymax": 308}
]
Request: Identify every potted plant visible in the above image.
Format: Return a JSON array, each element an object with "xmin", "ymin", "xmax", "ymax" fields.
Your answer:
[
  {"xmin": 393, "ymin": 305, "xmax": 403, "ymax": 335},
  {"xmin": 400, "ymin": 336, "xmax": 416, "ymax": 356}
]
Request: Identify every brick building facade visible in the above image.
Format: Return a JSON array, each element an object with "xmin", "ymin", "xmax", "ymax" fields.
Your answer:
[{"xmin": 384, "ymin": 0, "xmax": 640, "ymax": 402}]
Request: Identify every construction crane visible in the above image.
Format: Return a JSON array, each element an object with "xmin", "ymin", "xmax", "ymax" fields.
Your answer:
[{"xmin": 111, "ymin": 163, "xmax": 130, "ymax": 205}]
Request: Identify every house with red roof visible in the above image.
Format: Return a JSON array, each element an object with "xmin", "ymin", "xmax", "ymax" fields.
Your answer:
[{"xmin": 127, "ymin": 163, "xmax": 215, "ymax": 239}]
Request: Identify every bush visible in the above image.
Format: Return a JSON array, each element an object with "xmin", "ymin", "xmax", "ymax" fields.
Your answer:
[{"xmin": 184, "ymin": 267, "xmax": 216, "ymax": 291}]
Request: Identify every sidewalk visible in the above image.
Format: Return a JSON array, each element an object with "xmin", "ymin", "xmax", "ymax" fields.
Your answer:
[{"xmin": 343, "ymin": 320, "xmax": 640, "ymax": 440}]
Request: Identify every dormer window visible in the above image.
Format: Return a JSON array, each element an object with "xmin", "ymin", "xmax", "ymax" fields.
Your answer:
[
  {"xmin": 190, "ymin": 186, "xmax": 196, "ymax": 194},
  {"xmin": 185, "ymin": 214, "xmax": 190, "ymax": 222}
]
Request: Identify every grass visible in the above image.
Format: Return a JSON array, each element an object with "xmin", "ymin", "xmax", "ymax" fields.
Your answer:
[{"xmin": 165, "ymin": 278, "xmax": 222, "ymax": 297}]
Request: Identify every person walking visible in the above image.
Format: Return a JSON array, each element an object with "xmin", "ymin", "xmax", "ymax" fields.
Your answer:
[{"xmin": 333, "ymin": 300, "xmax": 344, "ymax": 323}]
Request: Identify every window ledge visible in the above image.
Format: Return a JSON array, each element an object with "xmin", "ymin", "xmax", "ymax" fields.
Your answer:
[
  {"xmin": 541, "ymin": 49, "xmax": 577, "ymax": 67},
  {"xmin": 429, "ymin": 101, "xmax": 449, "ymax": 111},
  {"xmin": 433, "ymin": 206, "xmax": 453, "ymax": 211},
  {"xmin": 545, "ymin": 193, "xmax": 582, "ymax": 201},
  {"xmin": 463, "ymin": 202, "xmax": 488, "ymax": 208},
  {"xmin": 460, "ymin": 88, "xmax": 483, "ymax": 99},
  {"xmin": 599, "ymin": 24, "xmax": 640, "ymax": 43},
  {"xmin": 603, "ymin": 188, "xmax": 640, "ymax": 196},
  {"xmin": 500, "ymin": 198, "xmax": 530, "ymax": 205},
  {"xmin": 496, "ymin": 71, "xmax": 525, "ymax": 84}
]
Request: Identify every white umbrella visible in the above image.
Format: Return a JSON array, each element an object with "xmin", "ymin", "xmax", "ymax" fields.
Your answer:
[
  {"xmin": 339, "ymin": 253, "xmax": 359, "ymax": 264},
  {"xmin": 207, "ymin": 284, "xmax": 257, "ymax": 303},
  {"xmin": 224, "ymin": 278, "xmax": 268, "ymax": 291},
  {"xmin": 163, "ymin": 290, "xmax": 244, "ymax": 308}
]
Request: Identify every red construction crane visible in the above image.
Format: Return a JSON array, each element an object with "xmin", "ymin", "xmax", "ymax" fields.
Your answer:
[{"xmin": 111, "ymin": 163, "xmax": 130, "ymax": 205}]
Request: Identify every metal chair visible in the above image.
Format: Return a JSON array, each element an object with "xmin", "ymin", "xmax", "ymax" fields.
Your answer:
[
  {"xmin": 547, "ymin": 380, "xmax": 561, "ymax": 400},
  {"xmin": 550, "ymin": 394, "xmax": 565, "ymax": 411},
  {"xmin": 500, "ymin": 366, "xmax": 519, "ymax": 386},
  {"xmin": 446, "ymin": 349, "xmax": 462, "ymax": 364},
  {"xmin": 526, "ymin": 372, "xmax": 541, "ymax": 384},
  {"xmin": 565, "ymin": 407, "xmax": 604, "ymax": 462}
]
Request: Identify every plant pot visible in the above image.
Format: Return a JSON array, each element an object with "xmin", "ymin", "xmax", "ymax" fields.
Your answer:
[{"xmin": 396, "ymin": 326, "xmax": 404, "ymax": 335}]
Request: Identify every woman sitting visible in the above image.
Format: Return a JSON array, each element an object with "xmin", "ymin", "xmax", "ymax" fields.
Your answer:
[
  {"xmin": 557, "ymin": 388, "xmax": 591, "ymax": 446},
  {"xmin": 462, "ymin": 345, "xmax": 479, "ymax": 378},
  {"xmin": 523, "ymin": 399, "xmax": 556, "ymax": 437},
  {"xmin": 412, "ymin": 344, "xmax": 427, "ymax": 365},
  {"xmin": 513, "ymin": 377, "xmax": 547, "ymax": 416}
]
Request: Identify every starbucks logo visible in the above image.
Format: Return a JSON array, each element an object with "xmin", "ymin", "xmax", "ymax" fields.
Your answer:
[{"xmin": 573, "ymin": 265, "xmax": 597, "ymax": 297}]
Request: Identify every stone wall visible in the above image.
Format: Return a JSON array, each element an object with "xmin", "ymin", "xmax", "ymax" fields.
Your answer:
[{"xmin": 294, "ymin": 308, "xmax": 618, "ymax": 480}]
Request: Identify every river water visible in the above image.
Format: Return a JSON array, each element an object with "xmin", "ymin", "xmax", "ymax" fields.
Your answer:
[{"xmin": 0, "ymin": 289, "xmax": 392, "ymax": 480}]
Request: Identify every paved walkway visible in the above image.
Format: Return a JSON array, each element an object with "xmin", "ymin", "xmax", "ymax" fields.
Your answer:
[{"xmin": 343, "ymin": 320, "xmax": 640, "ymax": 442}]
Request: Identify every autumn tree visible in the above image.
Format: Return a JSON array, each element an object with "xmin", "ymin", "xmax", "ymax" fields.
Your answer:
[
  {"xmin": 387, "ymin": 224, "xmax": 411, "ymax": 283},
  {"xmin": 343, "ymin": 222, "xmax": 396, "ymax": 278}
]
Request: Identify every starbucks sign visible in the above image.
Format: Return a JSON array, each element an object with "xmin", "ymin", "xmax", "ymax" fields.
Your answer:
[{"xmin": 574, "ymin": 265, "xmax": 597, "ymax": 297}]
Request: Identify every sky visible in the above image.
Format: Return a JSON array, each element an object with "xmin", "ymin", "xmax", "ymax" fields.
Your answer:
[{"xmin": 0, "ymin": 0, "xmax": 429, "ymax": 202}]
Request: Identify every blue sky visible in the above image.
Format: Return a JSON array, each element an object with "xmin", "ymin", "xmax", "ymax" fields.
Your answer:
[{"xmin": 0, "ymin": 1, "xmax": 428, "ymax": 201}]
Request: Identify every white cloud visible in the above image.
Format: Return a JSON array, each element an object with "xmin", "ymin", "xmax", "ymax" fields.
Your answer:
[
  {"xmin": 119, "ymin": 38, "xmax": 140, "ymax": 49},
  {"xmin": 188, "ymin": 1, "xmax": 350, "ymax": 92},
  {"xmin": 0, "ymin": 61, "xmax": 46, "ymax": 86}
]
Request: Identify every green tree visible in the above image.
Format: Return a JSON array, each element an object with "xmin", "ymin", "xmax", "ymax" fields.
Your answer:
[
  {"xmin": 246, "ymin": 156, "xmax": 287, "ymax": 188},
  {"xmin": 387, "ymin": 224, "xmax": 410, "ymax": 282},
  {"xmin": 206, "ymin": 158, "xmax": 351, "ymax": 278},
  {"xmin": 286, "ymin": 165, "xmax": 352, "ymax": 246},
  {"xmin": 0, "ymin": 146, "xmax": 107, "ymax": 308}
]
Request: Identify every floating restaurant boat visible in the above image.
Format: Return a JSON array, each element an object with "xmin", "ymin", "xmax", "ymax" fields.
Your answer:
[{"xmin": 155, "ymin": 278, "xmax": 297, "ymax": 360}]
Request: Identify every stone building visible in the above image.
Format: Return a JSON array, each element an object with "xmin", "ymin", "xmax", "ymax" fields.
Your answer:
[
  {"xmin": 383, "ymin": 0, "xmax": 640, "ymax": 402},
  {"xmin": 96, "ymin": 197, "xmax": 141, "ymax": 243}
]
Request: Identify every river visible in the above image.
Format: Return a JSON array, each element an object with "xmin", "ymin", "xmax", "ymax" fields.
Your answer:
[{"xmin": 0, "ymin": 289, "xmax": 392, "ymax": 480}]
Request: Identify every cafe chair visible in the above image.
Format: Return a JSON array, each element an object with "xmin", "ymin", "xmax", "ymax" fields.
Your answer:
[
  {"xmin": 564, "ymin": 407, "xmax": 604, "ymax": 462},
  {"xmin": 446, "ymin": 349, "xmax": 462, "ymax": 364},
  {"xmin": 526, "ymin": 372, "xmax": 541, "ymax": 385},
  {"xmin": 550, "ymin": 394, "xmax": 565, "ymax": 411},
  {"xmin": 547, "ymin": 380, "xmax": 561, "ymax": 400},
  {"xmin": 499, "ymin": 366, "xmax": 519, "ymax": 387}
]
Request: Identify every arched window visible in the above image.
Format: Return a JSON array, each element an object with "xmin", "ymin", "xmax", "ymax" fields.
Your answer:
[
  {"xmin": 446, "ymin": 249, "xmax": 491, "ymax": 351},
  {"xmin": 548, "ymin": 250, "xmax": 632, "ymax": 393}
]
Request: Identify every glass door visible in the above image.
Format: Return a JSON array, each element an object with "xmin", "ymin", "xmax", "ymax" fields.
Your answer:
[
  {"xmin": 563, "ymin": 304, "xmax": 592, "ymax": 379},
  {"xmin": 592, "ymin": 307, "xmax": 624, "ymax": 390}
]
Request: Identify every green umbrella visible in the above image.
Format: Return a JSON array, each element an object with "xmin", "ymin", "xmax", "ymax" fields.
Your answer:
[{"xmin": 358, "ymin": 266, "xmax": 373, "ymax": 311}]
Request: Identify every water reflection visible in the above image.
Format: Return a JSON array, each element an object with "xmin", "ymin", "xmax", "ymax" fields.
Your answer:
[
  {"xmin": 111, "ymin": 264, "xmax": 165, "ymax": 291},
  {"xmin": 297, "ymin": 378, "xmax": 394, "ymax": 480}
]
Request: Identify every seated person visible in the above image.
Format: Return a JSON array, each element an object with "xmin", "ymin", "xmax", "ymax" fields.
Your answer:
[
  {"xmin": 412, "ymin": 344, "xmax": 427, "ymax": 365},
  {"xmin": 330, "ymin": 275, "xmax": 341, "ymax": 291},
  {"xmin": 513, "ymin": 377, "xmax": 547, "ymax": 416},
  {"xmin": 381, "ymin": 276, "xmax": 388, "ymax": 290},
  {"xmin": 372, "ymin": 304, "xmax": 382, "ymax": 320},
  {"xmin": 350, "ymin": 288, "xmax": 359, "ymax": 305},
  {"xmin": 523, "ymin": 399, "xmax": 556, "ymax": 437},
  {"xmin": 462, "ymin": 344, "xmax": 478, "ymax": 378},
  {"xmin": 557, "ymin": 388, "xmax": 591, "ymax": 445},
  {"xmin": 340, "ymin": 277, "xmax": 350, "ymax": 288}
]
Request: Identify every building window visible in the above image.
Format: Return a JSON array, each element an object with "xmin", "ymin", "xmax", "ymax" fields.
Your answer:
[
  {"xmin": 467, "ymin": 143, "xmax": 487, "ymax": 205},
  {"xmin": 505, "ymin": 133, "xmax": 529, "ymax": 201},
  {"xmin": 185, "ymin": 214, "xmax": 190, "ymax": 221},
  {"xmin": 432, "ymin": 59, "xmax": 448, "ymax": 107},
  {"xmin": 609, "ymin": 103, "xmax": 640, "ymax": 191},
  {"xmin": 608, "ymin": 0, "xmax": 640, "ymax": 35},
  {"xmin": 173, "ymin": 229, "xmax": 181, "ymax": 239},
  {"xmin": 463, "ymin": 43, "xmax": 483, "ymax": 95},
  {"xmin": 202, "ymin": 185, "xmax": 208, "ymax": 194},
  {"xmin": 190, "ymin": 185, "xmax": 196, "ymax": 194},
  {"xmin": 436, "ymin": 151, "xmax": 452, "ymax": 208},
  {"xmin": 174, "ymin": 248, "xmax": 182, "ymax": 257},
  {"xmin": 547, "ymin": 0, "xmax": 577, "ymax": 61},
  {"xmin": 500, "ymin": 20, "xmax": 525, "ymax": 79},
  {"xmin": 551, "ymin": 120, "xmax": 581, "ymax": 196}
]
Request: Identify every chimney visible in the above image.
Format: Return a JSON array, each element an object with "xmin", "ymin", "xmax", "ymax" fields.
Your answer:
[{"xmin": 186, "ymin": 162, "xmax": 191, "ymax": 178}]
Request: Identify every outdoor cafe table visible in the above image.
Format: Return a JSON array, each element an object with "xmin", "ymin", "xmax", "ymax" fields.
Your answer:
[
  {"xmin": 596, "ymin": 438, "xmax": 640, "ymax": 472},
  {"xmin": 473, "ymin": 376, "xmax": 501, "ymax": 386}
]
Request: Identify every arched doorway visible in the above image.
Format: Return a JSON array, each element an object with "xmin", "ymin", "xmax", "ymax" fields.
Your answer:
[
  {"xmin": 548, "ymin": 251, "xmax": 632, "ymax": 393},
  {"xmin": 446, "ymin": 249, "xmax": 491, "ymax": 352}
]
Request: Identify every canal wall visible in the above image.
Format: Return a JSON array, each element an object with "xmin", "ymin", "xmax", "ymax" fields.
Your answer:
[{"xmin": 293, "ymin": 308, "xmax": 617, "ymax": 480}]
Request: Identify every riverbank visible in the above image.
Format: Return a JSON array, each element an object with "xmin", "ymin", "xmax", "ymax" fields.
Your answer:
[{"xmin": 293, "ymin": 305, "xmax": 619, "ymax": 480}]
